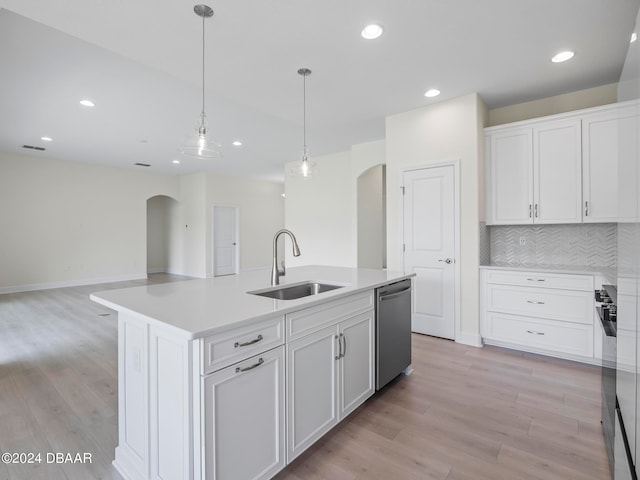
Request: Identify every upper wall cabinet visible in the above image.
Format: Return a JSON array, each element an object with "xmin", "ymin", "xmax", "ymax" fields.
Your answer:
[
  {"xmin": 485, "ymin": 119, "xmax": 581, "ymax": 224},
  {"xmin": 485, "ymin": 101, "xmax": 639, "ymax": 225},
  {"xmin": 582, "ymin": 106, "xmax": 638, "ymax": 223},
  {"xmin": 533, "ymin": 119, "xmax": 582, "ymax": 224},
  {"xmin": 485, "ymin": 127, "xmax": 533, "ymax": 224}
]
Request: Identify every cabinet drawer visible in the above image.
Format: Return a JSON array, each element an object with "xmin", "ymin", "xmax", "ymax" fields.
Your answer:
[
  {"xmin": 201, "ymin": 316, "xmax": 284, "ymax": 375},
  {"xmin": 485, "ymin": 312, "xmax": 593, "ymax": 357},
  {"xmin": 286, "ymin": 291, "xmax": 374, "ymax": 341},
  {"xmin": 487, "ymin": 284, "xmax": 593, "ymax": 325},
  {"xmin": 485, "ymin": 270, "xmax": 593, "ymax": 291}
]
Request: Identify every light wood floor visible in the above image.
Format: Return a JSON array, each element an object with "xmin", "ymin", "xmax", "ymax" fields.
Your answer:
[{"xmin": 0, "ymin": 275, "xmax": 610, "ymax": 480}]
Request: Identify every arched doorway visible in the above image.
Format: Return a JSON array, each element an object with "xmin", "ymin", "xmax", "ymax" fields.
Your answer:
[
  {"xmin": 147, "ymin": 195, "xmax": 179, "ymax": 274},
  {"xmin": 357, "ymin": 164, "xmax": 386, "ymax": 269}
]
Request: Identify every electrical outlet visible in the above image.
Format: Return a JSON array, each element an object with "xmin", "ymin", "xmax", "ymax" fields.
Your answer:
[{"xmin": 519, "ymin": 236, "xmax": 526, "ymax": 246}]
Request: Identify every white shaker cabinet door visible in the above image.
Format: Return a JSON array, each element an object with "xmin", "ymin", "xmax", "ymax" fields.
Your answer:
[
  {"xmin": 286, "ymin": 326, "xmax": 339, "ymax": 462},
  {"xmin": 203, "ymin": 346, "xmax": 286, "ymax": 480},
  {"xmin": 583, "ymin": 107, "xmax": 638, "ymax": 223},
  {"xmin": 338, "ymin": 311, "xmax": 375, "ymax": 419},
  {"xmin": 533, "ymin": 119, "xmax": 582, "ymax": 223},
  {"xmin": 486, "ymin": 128, "xmax": 534, "ymax": 224}
]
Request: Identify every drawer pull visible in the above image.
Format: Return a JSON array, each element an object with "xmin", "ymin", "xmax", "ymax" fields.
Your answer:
[
  {"xmin": 526, "ymin": 278, "xmax": 546, "ymax": 282},
  {"xmin": 526, "ymin": 330, "xmax": 545, "ymax": 336},
  {"xmin": 234, "ymin": 334, "xmax": 264, "ymax": 348},
  {"xmin": 526, "ymin": 300, "xmax": 545, "ymax": 305},
  {"xmin": 235, "ymin": 357, "xmax": 264, "ymax": 373}
]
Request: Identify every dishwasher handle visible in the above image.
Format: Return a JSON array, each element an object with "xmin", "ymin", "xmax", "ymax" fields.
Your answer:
[{"xmin": 379, "ymin": 287, "xmax": 411, "ymax": 302}]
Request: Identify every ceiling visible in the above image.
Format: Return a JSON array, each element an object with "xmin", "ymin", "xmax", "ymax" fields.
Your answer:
[{"xmin": 1, "ymin": 0, "xmax": 639, "ymax": 182}]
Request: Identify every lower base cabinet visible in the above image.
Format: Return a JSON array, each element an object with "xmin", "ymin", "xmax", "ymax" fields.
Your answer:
[
  {"xmin": 286, "ymin": 311, "xmax": 374, "ymax": 462},
  {"xmin": 480, "ymin": 268, "xmax": 596, "ymax": 362},
  {"xmin": 203, "ymin": 346, "xmax": 286, "ymax": 480},
  {"xmin": 113, "ymin": 290, "xmax": 378, "ymax": 480}
]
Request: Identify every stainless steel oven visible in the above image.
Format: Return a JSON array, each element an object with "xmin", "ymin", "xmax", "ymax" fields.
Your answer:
[{"xmin": 597, "ymin": 285, "xmax": 617, "ymax": 478}]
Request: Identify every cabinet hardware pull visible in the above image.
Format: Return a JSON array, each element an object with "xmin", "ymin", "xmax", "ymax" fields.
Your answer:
[
  {"xmin": 340, "ymin": 333, "xmax": 346, "ymax": 358},
  {"xmin": 584, "ymin": 201, "xmax": 589, "ymax": 217},
  {"xmin": 234, "ymin": 334, "xmax": 263, "ymax": 348},
  {"xmin": 335, "ymin": 335, "xmax": 341, "ymax": 360},
  {"xmin": 526, "ymin": 330, "xmax": 545, "ymax": 335},
  {"xmin": 526, "ymin": 278, "xmax": 545, "ymax": 282},
  {"xmin": 534, "ymin": 204, "xmax": 539, "ymax": 218},
  {"xmin": 526, "ymin": 300, "xmax": 545, "ymax": 305},
  {"xmin": 529, "ymin": 204, "xmax": 532, "ymax": 218},
  {"xmin": 235, "ymin": 357, "xmax": 264, "ymax": 373}
]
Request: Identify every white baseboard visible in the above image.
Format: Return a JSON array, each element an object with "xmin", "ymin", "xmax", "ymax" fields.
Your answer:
[
  {"xmin": 0, "ymin": 273, "xmax": 148, "ymax": 295},
  {"xmin": 456, "ymin": 331, "xmax": 483, "ymax": 348}
]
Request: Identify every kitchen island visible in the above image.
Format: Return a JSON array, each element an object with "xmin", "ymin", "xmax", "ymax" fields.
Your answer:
[{"xmin": 90, "ymin": 266, "xmax": 412, "ymax": 480}]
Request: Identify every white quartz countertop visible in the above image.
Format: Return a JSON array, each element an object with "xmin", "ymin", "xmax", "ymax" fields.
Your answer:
[{"xmin": 90, "ymin": 266, "xmax": 413, "ymax": 340}]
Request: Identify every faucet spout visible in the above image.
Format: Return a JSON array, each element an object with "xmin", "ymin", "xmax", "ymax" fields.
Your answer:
[{"xmin": 271, "ymin": 229, "xmax": 301, "ymax": 285}]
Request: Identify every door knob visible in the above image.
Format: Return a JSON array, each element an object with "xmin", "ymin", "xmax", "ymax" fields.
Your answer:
[{"xmin": 438, "ymin": 258, "xmax": 453, "ymax": 264}]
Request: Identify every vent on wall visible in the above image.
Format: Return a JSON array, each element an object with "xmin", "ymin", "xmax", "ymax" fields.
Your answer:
[{"xmin": 22, "ymin": 145, "xmax": 46, "ymax": 151}]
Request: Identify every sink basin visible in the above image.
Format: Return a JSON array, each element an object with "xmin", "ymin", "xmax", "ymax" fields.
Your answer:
[{"xmin": 249, "ymin": 281, "xmax": 344, "ymax": 300}]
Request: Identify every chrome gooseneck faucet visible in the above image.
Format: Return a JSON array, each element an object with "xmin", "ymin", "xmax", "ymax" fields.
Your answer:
[{"xmin": 271, "ymin": 229, "xmax": 301, "ymax": 285}]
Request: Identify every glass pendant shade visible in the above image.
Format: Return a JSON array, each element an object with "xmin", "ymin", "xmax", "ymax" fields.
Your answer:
[
  {"xmin": 179, "ymin": 112, "xmax": 221, "ymax": 159},
  {"xmin": 289, "ymin": 148, "xmax": 316, "ymax": 178}
]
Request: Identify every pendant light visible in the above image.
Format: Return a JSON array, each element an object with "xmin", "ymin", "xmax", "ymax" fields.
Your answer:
[
  {"xmin": 289, "ymin": 68, "xmax": 316, "ymax": 178},
  {"xmin": 179, "ymin": 4, "xmax": 221, "ymax": 159}
]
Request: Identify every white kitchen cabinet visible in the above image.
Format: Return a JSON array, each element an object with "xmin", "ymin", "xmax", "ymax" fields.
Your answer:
[
  {"xmin": 533, "ymin": 119, "xmax": 582, "ymax": 223},
  {"xmin": 203, "ymin": 346, "xmax": 285, "ymax": 480},
  {"xmin": 485, "ymin": 101, "xmax": 639, "ymax": 225},
  {"xmin": 485, "ymin": 120, "xmax": 581, "ymax": 225},
  {"xmin": 486, "ymin": 127, "xmax": 533, "ymax": 224},
  {"xmin": 582, "ymin": 106, "xmax": 638, "ymax": 223},
  {"xmin": 286, "ymin": 310, "xmax": 374, "ymax": 462},
  {"xmin": 338, "ymin": 312, "xmax": 375, "ymax": 417},
  {"xmin": 480, "ymin": 268, "xmax": 595, "ymax": 362}
]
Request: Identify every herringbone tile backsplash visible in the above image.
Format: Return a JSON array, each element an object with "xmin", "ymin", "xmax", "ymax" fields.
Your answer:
[{"xmin": 485, "ymin": 223, "xmax": 616, "ymax": 268}]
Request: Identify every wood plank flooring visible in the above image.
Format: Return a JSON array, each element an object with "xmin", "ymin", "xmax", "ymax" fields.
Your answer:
[{"xmin": 0, "ymin": 275, "xmax": 609, "ymax": 480}]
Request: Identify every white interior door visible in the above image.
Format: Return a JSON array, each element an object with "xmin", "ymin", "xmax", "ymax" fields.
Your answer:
[
  {"xmin": 213, "ymin": 206, "xmax": 238, "ymax": 277},
  {"xmin": 403, "ymin": 165, "xmax": 456, "ymax": 339}
]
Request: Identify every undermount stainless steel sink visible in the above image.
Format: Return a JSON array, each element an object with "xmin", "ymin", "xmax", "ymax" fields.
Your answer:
[{"xmin": 249, "ymin": 281, "xmax": 344, "ymax": 300}]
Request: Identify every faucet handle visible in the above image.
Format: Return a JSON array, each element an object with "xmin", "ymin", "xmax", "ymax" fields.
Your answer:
[{"xmin": 279, "ymin": 260, "xmax": 286, "ymax": 276}]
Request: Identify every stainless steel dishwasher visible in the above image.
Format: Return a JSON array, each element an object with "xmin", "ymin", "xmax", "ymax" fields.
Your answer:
[{"xmin": 376, "ymin": 278, "xmax": 412, "ymax": 390}]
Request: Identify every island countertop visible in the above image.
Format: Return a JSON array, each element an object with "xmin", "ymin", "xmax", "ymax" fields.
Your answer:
[{"xmin": 90, "ymin": 265, "xmax": 413, "ymax": 340}]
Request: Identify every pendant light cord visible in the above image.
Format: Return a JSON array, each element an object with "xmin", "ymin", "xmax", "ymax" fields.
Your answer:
[
  {"xmin": 302, "ymin": 72, "xmax": 307, "ymax": 152},
  {"xmin": 201, "ymin": 13, "xmax": 206, "ymax": 118}
]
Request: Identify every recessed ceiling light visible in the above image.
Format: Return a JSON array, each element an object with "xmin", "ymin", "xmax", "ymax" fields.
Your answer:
[
  {"xmin": 172, "ymin": 159, "xmax": 181, "ymax": 164},
  {"xmin": 631, "ymin": 32, "xmax": 638, "ymax": 43},
  {"xmin": 361, "ymin": 24, "xmax": 383, "ymax": 40},
  {"xmin": 79, "ymin": 99, "xmax": 95, "ymax": 107},
  {"xmin": 40, "ymin": 136, "xmax": 53, "ymax": 142},
  {"xmin": 424, "ymin": 89, "xmax": 441, "ymax": 98},
  {"xmin": 551, "ymin": 51, "xmax": 574, "ymax": 63},
  {"xmin": 232, "ymin": 140, "xmax": 243, "ymax": 146}
]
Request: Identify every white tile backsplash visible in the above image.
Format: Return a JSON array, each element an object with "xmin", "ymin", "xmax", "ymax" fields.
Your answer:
[{"xmin": 487, "ymin": 223, "xmax": 616, "ymax": 269}]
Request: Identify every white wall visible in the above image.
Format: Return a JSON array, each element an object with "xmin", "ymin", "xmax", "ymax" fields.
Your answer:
[
  {"xmin": 204, "ymin": 173, "xmax": 284, "ymax": 276},
  {"xmin": 167, "ymin": 173, "xmax": 208, "ymax": 278},
  {"xmin": 0, "ymin": 152, "xmax": 178, "ymax": 292},
  {"xmin": 385, "ymin": 93, "xmax": 487, "ymax": 344},
  {"xmin": 488, "ymin": 83, "xmax": 617, "ymax": 126},
  {"xmin": 285, "ymin": 150, "xmax": 355, "ymax": 267}
]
